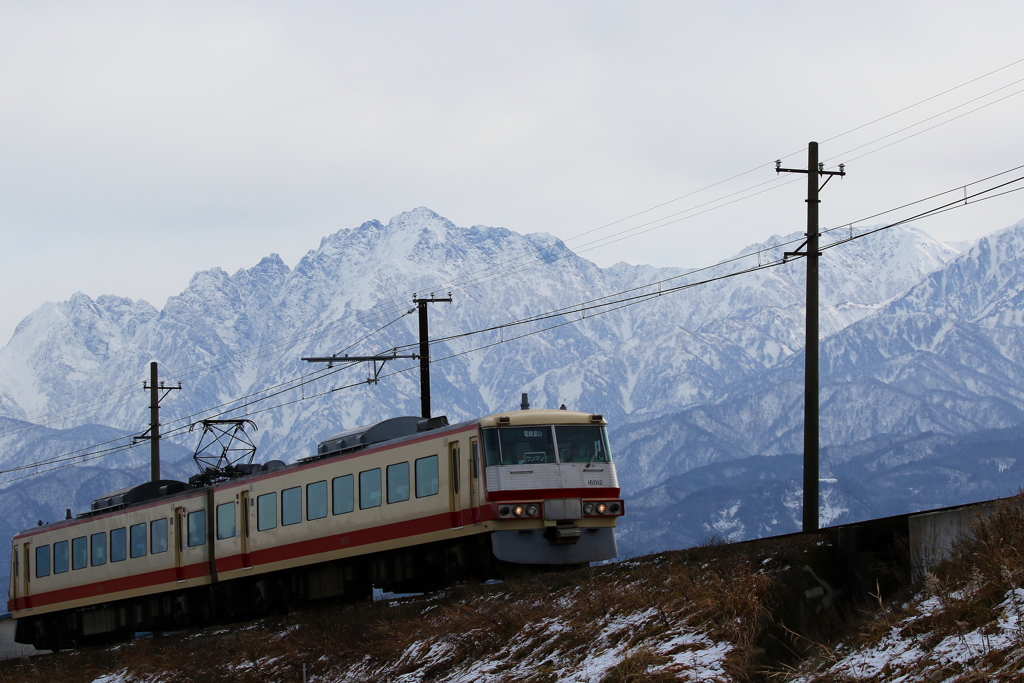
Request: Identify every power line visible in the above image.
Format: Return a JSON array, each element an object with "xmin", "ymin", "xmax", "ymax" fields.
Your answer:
[
  {"xmin": 819, "ymin": 57, "xmax": 1024, "ymax": 146},
  {"xmin": 826, "ymin": 84, "xmax": 1024, "ymax": 166}
]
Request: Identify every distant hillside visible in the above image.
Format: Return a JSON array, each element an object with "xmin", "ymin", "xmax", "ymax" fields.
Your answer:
[{"xmin": 618, "ymin": 423, "xmax": 1024, "ymax": 556}]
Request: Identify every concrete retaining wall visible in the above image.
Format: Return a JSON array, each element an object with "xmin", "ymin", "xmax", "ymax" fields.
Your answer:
[{"xmin": 908, "ymin": 502, "xmax": 996, "ymax": 581}]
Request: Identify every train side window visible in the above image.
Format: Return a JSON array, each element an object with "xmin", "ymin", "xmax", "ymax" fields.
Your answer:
[
  {"xmin": 216, "ymin": 502, "xmax": 236, "ymax": 540},
  {"xmin": 307, "ymin": 481, "xmax": 327, "ymax": 520},
  {"xmin": 257, "ymin": 493, "xmax": 277, "ymax": 531},
  {"xmin": 332, "ymin": 475, "xmax": 354, "ymax": 515},
  {"xmin": 53, "ymin": 540, "xmax": 69, "ymax": 574},
  {"xmin": 282, "ymin": 487, "xmax": 301, "ymax": 526},
  {"xmin": 151, "ymin": 518, "xmax": 168, "ymax": 554},
  {"xmin": 91, "ymin": 532, "xmax": 107, "ymax": 566},
  {"xmin": 72, "ymin": 536, "xmax": 87, "ymax": 569},
  {"xmin": 472, "ymin": 442, "xmax": 479, "ymax": 479},
  {"xmin": 110, "ymin": 527, "xmax": 127, "ymax": 562},
  {"xmin": 188, "ymin": 510, "xmax": 206, "ymax": 546},
  {"xmin": 130, "ymin": 523, "xmax": 147, "ymax": 558},
  {"xmin": 35, "ymin": 545, "xmax": 50, "ymax": 578},
  {"xmin": 359, "ymin": 469, "xmax": 382, "ymax": 509},
  {"xmin": 415, "ymin": 455, "xmax": 439, "ymax": 498},
  {"xmin": 387, "ymin": 462, "xmax": 410, "ymax": 503}
]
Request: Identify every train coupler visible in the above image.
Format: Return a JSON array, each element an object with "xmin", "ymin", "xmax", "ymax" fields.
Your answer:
[{"xmin": 544, "ymin": 522, "xmax": 582, "ymax": 545}]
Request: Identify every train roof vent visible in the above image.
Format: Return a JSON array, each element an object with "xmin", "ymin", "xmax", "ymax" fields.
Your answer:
[
  {"xmin": 316, "ymin": 416, "xmax": 422, "ymax": 457},
  {"xmin": 417, "ymin": 415, "xmax": 449, "ymax": 432},
  {"xmin": 89, "ymin": 479, "xmax": 187, "ymax": 514}
]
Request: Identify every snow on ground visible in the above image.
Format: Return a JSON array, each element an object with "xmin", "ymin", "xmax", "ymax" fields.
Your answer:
[
  {"xmin": 328, "ymin": 605, "xmax": 734, "ymax": 683},
  {"xmin": 90, "ymin": 674, "xmax": 130, "ymax": 683},
  {"xmin": 790, "ymin": 587, "xmax": 1024, "ymax": 681},
  {"xmin": 87, "ymin": 604, "xmax": 736, "ymax": 683}
]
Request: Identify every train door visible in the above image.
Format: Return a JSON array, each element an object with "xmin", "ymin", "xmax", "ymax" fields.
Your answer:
[
  {"xmin": 240, "ymin": 490, "xmax": 252, "ymax": 569},
  {"xmin": 8, "ymin": 552, "xmax": 16, "ymax": 607},
  {"xmin": 469, "ymin": 438, "xmax": 481, "ymax": 524},
  {"xmin": 11, "ymin": 543, "xmax": 27, "ymax": 608},
  {"xmin": 206, "ymin": 489, "xmax": 219, "ymax": 583},
  {"xmin": 448, "ymin": 441, "xmax": 464, "ymax": 529},
  {"xmin": 21, "ymin": 542, "xmax": 30, "ymax": 605},
  {"xmin": 174, "ymin": 507, "xmax": 186, "ymax": 581}
]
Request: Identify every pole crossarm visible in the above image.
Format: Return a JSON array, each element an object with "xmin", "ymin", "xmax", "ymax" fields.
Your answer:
[
  {"xmin": 301, "ymin": 353, "xmax": 419, "ymax": 384},
  {"xmin": 301, "ymin": 354, "xmax": 419, "ymax": 363},
  {"xmin": 302, "ymin": 291, "xmax": 451, "ymax": 417},
  {"xmin": 776, "ymin": 160, "xmax": 846, "ymax": 177}
]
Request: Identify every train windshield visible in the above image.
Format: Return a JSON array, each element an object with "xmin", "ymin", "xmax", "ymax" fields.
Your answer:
[
  {"xmin": 496, "ymin": 427, "xmax": 557, "ymax": 465},
  {"xmin": 482, "ymin": 425, "xmax": 612, "ymax": 465},
  {"xmin": 555, "ymin": 425, "xmax": 612, "ymax": 464}
]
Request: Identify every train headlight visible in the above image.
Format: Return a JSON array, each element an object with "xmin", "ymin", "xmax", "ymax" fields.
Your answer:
[
  {"xmin": 609, "ymin": 502, "xmax": 621, "ymax": 514},
  {"xmin": 525, "ymin": 504, "xmax": 539, "ymax": 517},
  {"xmin": 513, "ymin": 505, "xmax": 525, "ymax": 517},
  {"xmin": 596, "ymin": 503, "xmax": 608, "ymax": 515},
  {"xmin": 499, "ymin": 506, "xmax": 511, "ymax": 516},
  {"xmin": 583, "ymin": 502, "xmax": 596, "ymax": 515}
]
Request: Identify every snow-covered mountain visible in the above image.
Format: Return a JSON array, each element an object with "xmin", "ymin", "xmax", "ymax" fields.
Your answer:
[
  {"xmin": 614, "ymin": 218, "xmax": 1024, "ymax": 496},
  {"xmin": 0, "ymin": 208, "xmax": 961, "ymax": 468}
]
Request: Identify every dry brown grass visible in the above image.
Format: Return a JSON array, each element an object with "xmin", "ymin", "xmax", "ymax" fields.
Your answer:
[{"xmin": 929, "ymin": 495, "xmax": 1024, "ymax": 632}]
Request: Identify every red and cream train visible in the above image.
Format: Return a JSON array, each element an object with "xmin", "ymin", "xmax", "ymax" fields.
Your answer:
[{"xmin": 8, "ymin": 408, "xmax": 623, "ymax": 649}]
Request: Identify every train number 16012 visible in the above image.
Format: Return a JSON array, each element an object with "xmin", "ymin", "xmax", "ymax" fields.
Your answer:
[{"xmin": 587, "ymin": 479, "xmax": 603, "ymax": 486}]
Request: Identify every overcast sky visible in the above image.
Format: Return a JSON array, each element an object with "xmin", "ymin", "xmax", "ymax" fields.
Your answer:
[{"xmin": 2, "ymin": 1, "xmax": 1023, "ymax": 344}]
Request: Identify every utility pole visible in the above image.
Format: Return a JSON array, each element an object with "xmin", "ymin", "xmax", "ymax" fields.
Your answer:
[
  {"xmin": 413, "ymin": 293, "xmax": 452, "ymax": 419},
  {"xmin": 776, "ymin": 142, "xmax": 845, "ymax": 532},
  {"xmin": 134, "ymin": 361, "xmax": 181, "ymax": 482}
]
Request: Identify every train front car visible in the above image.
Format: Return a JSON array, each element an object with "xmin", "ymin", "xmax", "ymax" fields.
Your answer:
[{"xmin": 480, "ymin": 409, "xmax": 623, "ymax": 564}]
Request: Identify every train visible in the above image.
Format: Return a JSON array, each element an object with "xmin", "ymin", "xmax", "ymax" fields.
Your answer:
[{"xmin": 7, "ymin": 407, "xmax": 623, "ymax": 650}]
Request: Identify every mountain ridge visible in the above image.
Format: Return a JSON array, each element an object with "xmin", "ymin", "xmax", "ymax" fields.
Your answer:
[{"xmin": 0, "ymin": 209, "xmax": 963, "ymax": 466}]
